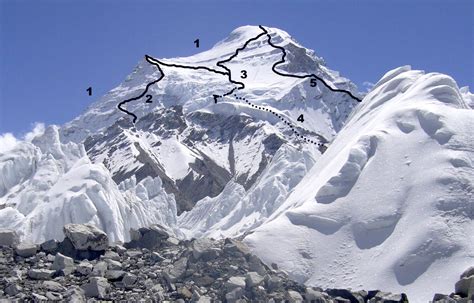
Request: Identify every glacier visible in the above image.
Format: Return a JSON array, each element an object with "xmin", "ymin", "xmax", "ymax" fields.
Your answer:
[{"xmin": 0, "ymin": 25, "xmax": 473, "ymax": 302}]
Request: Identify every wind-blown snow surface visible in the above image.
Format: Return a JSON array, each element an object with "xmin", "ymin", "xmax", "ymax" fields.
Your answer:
[{"xmin": 245, "ymin": 66, "xmax": 474, "ymax": 302}]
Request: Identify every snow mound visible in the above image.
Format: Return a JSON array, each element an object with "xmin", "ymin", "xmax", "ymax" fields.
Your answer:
[{"xmin": 244, "ymin": 67, "xmax": 474, "ymax": 302}]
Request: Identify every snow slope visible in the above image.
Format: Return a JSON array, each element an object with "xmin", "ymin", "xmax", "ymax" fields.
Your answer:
[
  {"xmin": 2, "ymin": 25, "xmax": 358, "ymax": 241},
  {"xmin": 245, "ymin": 66, "xmax": 474, "ymax": 302},
  {"xmin": 1, "ymin": 25, "xmax": 472, "ymax": 301}
]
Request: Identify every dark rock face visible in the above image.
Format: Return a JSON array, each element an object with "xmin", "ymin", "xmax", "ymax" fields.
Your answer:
[
  {"xmin": 124, "ymin": 224, "xmax": 171, "ymax": 250},
  {"xmin": 0, "ymin": 229, "xmax": 19, "ymax": 247},
  {"xmin": 83, "ymin": 105, "xmax": 292, "ymax": 213},
  {"xmin": 433, "ymin": 265, "xmax": 474, "ymax": 302}
]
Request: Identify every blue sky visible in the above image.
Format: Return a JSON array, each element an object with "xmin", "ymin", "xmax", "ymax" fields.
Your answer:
[{"xmin": 1, "ymin": 0, "xmax": 472, "ymax": 136}]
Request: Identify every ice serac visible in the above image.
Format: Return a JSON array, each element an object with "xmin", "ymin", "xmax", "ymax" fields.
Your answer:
[
  {"xmin": 245, "ymin": 66, "xmax": 474, "ymax": 302},
  {"xmin": 0, "ymin": 125, "xmax": 180, "ymax": 244},
  {"xmin": 59, "ymin": 25, "xmax": 359, "ymax": 213}
]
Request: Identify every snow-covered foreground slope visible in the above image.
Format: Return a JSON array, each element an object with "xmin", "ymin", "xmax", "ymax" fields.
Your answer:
[
  {"xmin": 0, "ymin": 126, "xmax": 181, "ymax": 243},
  {"xmin": 245, "ymin": 66, "xmax": 474, "ymax": 302}
]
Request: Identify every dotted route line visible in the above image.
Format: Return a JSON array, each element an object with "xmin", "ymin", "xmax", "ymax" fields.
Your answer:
[
  {"xmin": 213, "ymin": 93, "xmax": 326, "ymax": 147},
  {"xmin": 117, "ymin": 25, "xmax": 360, "ymax": 147}
]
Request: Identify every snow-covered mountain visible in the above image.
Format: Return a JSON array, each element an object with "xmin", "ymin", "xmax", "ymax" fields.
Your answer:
[
  {"xmin": 1, "ymin": 25, "xmax": 472, "ymax": 302},
  {"xmin": 58, "ymin": 25, "xmax": 358, "ymax": 216}
]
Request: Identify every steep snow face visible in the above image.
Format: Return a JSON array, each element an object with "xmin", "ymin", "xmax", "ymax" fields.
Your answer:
[
  {"xmin": 60, "ymin": 25, "xmax": 359, "ymax": 144},
  {"xmin": 59, "ymin": 25, "xmax": 359, "ymax": 213},
  {"xmin": 245, "ymin": 66, "xmax": 474, "ymax": 302},
  {"xmin": 0, "ymin": 126, "xmax": 180, "ymax": 243}
]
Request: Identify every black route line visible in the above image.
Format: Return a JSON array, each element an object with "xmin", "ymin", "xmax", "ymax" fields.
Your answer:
[
  {"xmin": 258, "ymin": 25, "xmax": 362, "ymax": 103},
  {"xmin": 216, "ymin": 30, "xmax": 269, "ymax": 93},
  {"xmin": 117, "ymin": 59, "xmax": 165, "ymax": 123},
  {"xmin": 117, "ymin": 25, "xmax": 361, "ymax": 147},
  {"xmin": 149, "ymin": 56, "xmax": 228, "ymax": 76}
]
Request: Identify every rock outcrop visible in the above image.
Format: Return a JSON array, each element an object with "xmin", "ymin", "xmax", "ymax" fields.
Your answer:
[{"xmin": 433, "ymin": 266, "xmax": 474, "ymax": 302}]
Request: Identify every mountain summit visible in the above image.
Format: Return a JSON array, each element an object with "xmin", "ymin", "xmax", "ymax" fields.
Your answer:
[
  {"xmin": 1, "ymin": 26, "xmax": 472, "ymax": 302},
  {"xmin": 56, "ymin": 25, "xmax": 360, "ymax": 216}
]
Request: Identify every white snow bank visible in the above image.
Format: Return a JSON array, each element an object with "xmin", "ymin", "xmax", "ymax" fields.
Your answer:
[{"xmin": 245, "ymin": 67, "xmax": 474, "ymax": 302}]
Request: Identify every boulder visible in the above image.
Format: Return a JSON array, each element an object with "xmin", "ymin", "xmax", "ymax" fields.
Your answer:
[
  {"xmin": 455, "ymin": 276, "xmax": 474, "ymax": 298},
  {"xmin": 245, "ymin": 272, "xmax": 264, "ymax": 288},
  {"xmin": 326, "ymin": 288, "xmax": 364, "ymax": 303},
  {"xmin": 223, "ymin": 238, "xmax": 250, "ymax": 257},
  {"xmin": 150, "ymin": 252, "xmax": 165, "ymax": 262},
  {"xmin": 0, "ymin": 229, "xmax": 19, "ymax": 247},
  {"xmin": 40, "ymin": 239, "xmax": 59, "ymax": 254},
  {"xmin": 82, "ymin": 277, "xmax": 110, "ymax": 299},
  {"xmin": 226, "ymin": 276, "xmax": 246, "ymax": 291},
  {"xmin": 28, "ymin": 268, "xmax": 56, "ymax": 280},
  {"xmin": 367, "ymin": 291, "xmax": 409, "ymax": 303},
  {"xmin": 178, "ymin": 286, "xmax": 193, "ymax": 299},
  {"xmin": 305, "ymin": 288, "xmax": 331, "ymax": 302},
  {"xmin": 461, "ymin": 266, "xmax": 474, "ymax": 279},
  {"xmin": 105, "ymin": 270, "xmax": 126, "ymax": 281},
  {"xmin": 122, "ymin": 273, "xmax": 138, "ymax": 289},
  {"xmin": 32, "ymin": 293, "xmax": 48, "ymax": 301},
  {"xmin": 77, "ymin": 261, "xmax": 93, "ymax": 275},
  {"xmin": 197, "ymin": 296, "xmax": 213, "ymax": 303},
  {"xmin": 166, "ymin": 236, "xmax": 180, "ymax": 246},
  {"xmin": 287, "ymin": 290, "xmax": 304, "ymax": 302},
  {"xmin": 194, "ymin": 275, "xmax": 215, "ymax": 287},
  {"xmin": 63, "ymin": 224, "xmax": 108, "ymax": 251},
  {"xmin": 15, "ymin": 242, "xmax": 38, "ymax": 257},
  {"xmin": 4, "ymin": 283, "xmax": 22, "ymax": 296},
  {"xmin": 163, "ymin": 257, "xmax": 188, "ymax": 283},
  {"xmin": 265, "ymin": 275, "xmax": 282, "ymax": 292},
  {"xmin": 225, "ymin": 287, "xmax": 244, "ymax": 303},
  {"xmin": 125, "ymin": 249, "xmax": 143, "ymax": 258},
  {"xmin": 46, "ymin": 291, "xmax": 63, "ymax": 300},
  {"xmin": 65, "ymin": 286, "xmax": 86, "ymax": 303},
  {"xmin": 91, "ymin": 261, "xmax": 108, "ymax": 277},
  {"xmin": 125, "ymin": 224, "xmax": 170, "ymax": 249},
  {"xmin": 51, "ymin": 252, "xmax": 75, "ymax": 275},
  {"xmin": 248, "ymin": 254, "xmax": 267, "ymax": 276},
  {"xmin": 102, "ymin": 250, "xmax": 120, "ymax": 261},
  {"xmin": 105, "ymin": 259, "xmax": 122, "ymax": 270},
  {"xmin": 432, "ymin": 293, "xmax": 457, "ymax": 302},
  {"xmin": 192, "ymin": 238, "xmax": 219, "ymax": 261},
  {"xmin": 42, "ymin": 280, "xmax": 66, "ymax": 292}
]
